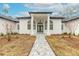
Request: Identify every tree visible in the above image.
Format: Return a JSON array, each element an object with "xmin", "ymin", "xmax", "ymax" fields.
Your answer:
[
  {"xmin": 2, "ymin": 4, "xmax": 10, "ymax": 15},
  {"xmin": 5, "ymin": 24, "xmax": 12, "ymax": 41}
]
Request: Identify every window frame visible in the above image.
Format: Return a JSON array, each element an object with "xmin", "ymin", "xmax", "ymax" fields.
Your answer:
[
  {"xmin": 45, "ymin": 21, "xmax": 47, "ymax": 30},
  {"xmin": 50, "ymin": 20, "xmax": 53, "ymax": 30},
  {"xmin": 27, "ymin": 20, "xmax": 31, "ymax": 30}
]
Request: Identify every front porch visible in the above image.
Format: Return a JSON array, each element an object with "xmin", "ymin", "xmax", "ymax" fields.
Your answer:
[{"xmin": 30, "ymin": 12, "xmax": 51, "ymax": 36}]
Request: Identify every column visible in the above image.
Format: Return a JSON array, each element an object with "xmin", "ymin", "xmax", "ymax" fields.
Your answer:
[
  {"xmin": 47, "ymin": 15, "xmax": 50, "ymax": 35},
  {"xmin": 31, "ymin": 15, "xmax": 34, "ymax": 35}
]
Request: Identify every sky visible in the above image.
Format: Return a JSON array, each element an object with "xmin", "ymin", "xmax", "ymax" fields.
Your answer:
[{"xmin": 0, "ymin": 3, "xmax": 79, "ymax": 18}]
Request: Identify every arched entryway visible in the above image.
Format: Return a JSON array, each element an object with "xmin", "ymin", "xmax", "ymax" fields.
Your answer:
[{"xmin": 37, "ymin": 20, "xmax": 43, "ymax": 33}]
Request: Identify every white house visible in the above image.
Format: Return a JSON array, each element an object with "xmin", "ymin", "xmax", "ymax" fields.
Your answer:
[
  {"xmin": 17, "ymin": 12, "xmax": 64, "ymax": 35},
  {"xmin": 1, "ymin": 12, "xmax": 79, "ymax": 36},
  {"xmin": 63, "ymin": 17, "xmax": 79, "ymax": 35},
  {"xmin": 0, "ymin": 15, "xmax": 18, "ymax": 34}
]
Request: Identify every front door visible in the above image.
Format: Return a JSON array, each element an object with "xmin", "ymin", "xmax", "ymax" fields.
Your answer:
[{"xmin": 37, "ymin": 24, "xmax": 43, "ymax": 33}]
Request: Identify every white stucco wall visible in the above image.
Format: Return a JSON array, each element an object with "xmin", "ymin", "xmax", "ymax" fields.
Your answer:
[
  {"xmin": 0, "ymin": 18, "xmax": 17, "ymax": 34},
  {"xmin": 50, "ymin": 19, "xmax": 62, "ymax": 34},
  {"xmin": 19, "ymin": 19, "xmax": 37, "ymax": 35},
  {"xmin": 75, "ymin": 23, "xmax": 79, "ymax": 35},
  {"xmin": 19, "ymin": 19, "xmax": 28, "ymax": 34},
  {"xmin": 44, "ymin": 19, "xmax": 62, "ymax": 35},
  {"xmin": 62, "ymin": 23, "xmax": 71, "ymax": 34},
  {"xmin": 63, "ymin": 19, "xmax": 79, "ymax": 35}
]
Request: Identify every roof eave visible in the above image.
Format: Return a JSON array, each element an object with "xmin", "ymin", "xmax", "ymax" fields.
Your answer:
[{"xmin": 29, "ymin": 12, "xmax": 52, "ymax": 14}]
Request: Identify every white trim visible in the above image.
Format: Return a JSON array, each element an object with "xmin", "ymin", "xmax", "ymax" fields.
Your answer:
[
  {"xmin": 47, "ymin": 15, "xmax": 50, "ymax": 35},
  {"xmin": 31, "ymin": 15, "xmax": 34, "ymax": 35}
]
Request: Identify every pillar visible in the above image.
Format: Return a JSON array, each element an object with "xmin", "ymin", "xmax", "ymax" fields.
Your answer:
[
  {"xmin": 47, "ymin": 15, "xmax": 50, "ymax": 35},
  {"xmin": 31, "ymin": 15, "xmax": 34, "ymax": 35}
]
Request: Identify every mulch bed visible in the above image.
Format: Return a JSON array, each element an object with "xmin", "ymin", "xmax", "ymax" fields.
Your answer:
[
  {"xmin": 0, "ymin": 34, "xmax": 36, "ymax": 56},
  {"xmin": 46, "ymin": 34, "xmax": 79, "ymax": 56}
]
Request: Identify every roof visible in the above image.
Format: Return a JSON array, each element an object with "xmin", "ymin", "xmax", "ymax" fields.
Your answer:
[
  {"xmin": 17, "ymin": 16, "xmax": 65, "ymax": 19},
  {"xmin": 0, "ymin": 15, "xmax": 18, "ymax": 23},
  {"xmin": 29, "ymin": 12, "xmax": 52, "ymax": 14},
  {"xmin": 63, "ymin": 17, "xmax": 79, "ymax": 22},
  {"xmin": 50, "ymin": 17, "xmax": 64, "ymax": 19},
  {"xmin": 17, "ymin": 17, "xmax": 31, "ymax": 19}
]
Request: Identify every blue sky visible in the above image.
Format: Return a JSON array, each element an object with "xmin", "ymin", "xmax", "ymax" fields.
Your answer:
[
  {"xmin": 0, "ymin": 3, "xmax": 79, "ymax": 18},
  {"xmin": 0, "ymin": 3, "xmax": 34, "ymax": 16}
]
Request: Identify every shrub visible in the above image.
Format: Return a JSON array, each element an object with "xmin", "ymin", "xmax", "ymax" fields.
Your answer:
[
  {"xmin": 69, "ymin": 35, "xmax": 71, "ymax": 38},
  {"xmin": 13, "ymin": 32, "xmax": 19, "ymax": 35},
  {"xmin": 12, "ymin": 32, "xmax": 19, "ymax": 35},
  {"xmin": 7, "ymin": 33, "xmax": 10, "ymax": 35},
  {"xmin": 6, "ymin": 33, "xmax": 11, "ymax": 41},
  {"xmin": 0, "ymin": 33, "xmax": 4, "ymax": 36},
  {"xmin": 73, "ymin": 33, "xmax": 75, "ymax": 36},
  {"xmin": 68, "ymin": 33, "xmax": 71, "ymax": 35},
  {"xmin": 8, "ymin": 32, "xmax": 19, "ymax": 35},
  {"xmin": 10, "ymin": 32, "xmax": 14, "ymax": 35},
  {"xmin": 62, "ymin": 32, "xmax": 67, "ymax": 35}
]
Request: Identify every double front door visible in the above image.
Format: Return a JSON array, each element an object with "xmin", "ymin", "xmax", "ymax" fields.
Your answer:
[{"xmin": 37, "ymin": 24, "xmax": 43, "ymax": 33}]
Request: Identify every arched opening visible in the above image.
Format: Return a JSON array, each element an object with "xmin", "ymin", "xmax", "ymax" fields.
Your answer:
[
  {"xmin": 50, "ymin": 20, "xmax": 53, "ymax": 30},
  {"xmin": 37, "ymin": 20, "xmax": 43, "ymax": 33}
]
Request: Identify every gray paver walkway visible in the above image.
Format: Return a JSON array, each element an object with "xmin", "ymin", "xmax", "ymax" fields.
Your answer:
[{"xmin": 29, "ymin": 33, "xmax": 55, "ymax": 56}]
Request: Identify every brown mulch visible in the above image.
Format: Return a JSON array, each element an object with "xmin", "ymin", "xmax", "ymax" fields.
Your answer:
[
  {"xmin": 0, "ymin": 34, "xmax": 36, "ymax": 56},
  {"xmin": 46, "ymin": 34, "xmax": 79, "ymax": 56}
]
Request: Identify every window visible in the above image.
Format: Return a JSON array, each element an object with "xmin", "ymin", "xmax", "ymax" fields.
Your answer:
[
  {"xmin": 27, "ymin": 20, "xmax": 36, "ymax": 30},
  {"xmin": 17, "ymin": 24, "xmax": 19, "ymax": 30},
  {"xmin": 45, "ymin": 21, "xmax": 47, "ymax": 30},
  {"xmin": 27, "ymin": 20, "xmax": 31, "ymax": 30},
  {"xmin": 50, "ymin": 20, "xmax": 53, "ymax": 30},
  {"xmin": 62, "ymin": 24, "xmax": 63, "ymax": 30}
]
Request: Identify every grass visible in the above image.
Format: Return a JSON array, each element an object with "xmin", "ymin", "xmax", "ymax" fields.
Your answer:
[
  {"xmin": 0, "ymin": 34, "xmax": 36, "ymax": 56},
  {"xmin": 46, "ymin": 34, "xmax": 79, "ymax": 56}
]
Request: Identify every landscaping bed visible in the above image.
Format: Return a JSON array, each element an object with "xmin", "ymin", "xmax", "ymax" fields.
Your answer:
[
  {"xmin": 46, "ymin": 34, "xmax": 79, "ymax": 56},
  {"xmin": 0, "ymin": 34, "xmax": 36, "ymax": 56}
]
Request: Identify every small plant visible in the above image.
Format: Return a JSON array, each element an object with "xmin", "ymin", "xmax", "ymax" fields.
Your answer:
[
  {"xmin": 69, "ymin": 35, "xmax": 71, "ymax": 38},
  {"xmin": 61, "ymin": 35, "xmax": 64, "ymax": 38},
  {"xmin": 13, "ymin": 32, "xmax": 18, "ymax": 35},
  {"xmin": 15, "ymin": 35, "xmax": 19, "ymax": 39},
  {"xmin": 68, "ymin": 33, "xmax": 71, "ymax": 35},
  {"xmin": 11, "ymin": 32, "xmax": 14, "ymax": 35},
  {"xmin": 62, "ymin": 32, "xmax": 67, "ymax": 35},
  {"xmin": 10, "ymin": 45, "xmax": 16, "ymax": 49},
  {"xmin": 11, "ymin": 32, "xmax": 18, "ymax": 35},
  {"xmin": 0, "ymin": 33, "xmax": 4, "ymax": 36},
  {"xmin": 73, "ymin": 33, "xmax": 75, "ymax": 36},
  {"xmin": 6, "ymin": 33, "xmax": 11, "ymax": 41}
]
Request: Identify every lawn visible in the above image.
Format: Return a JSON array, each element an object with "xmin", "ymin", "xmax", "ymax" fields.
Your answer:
[
  {"xmin": 46, "ymin": 34, "xmax": 79, "ymax": 56},
  {"xmin": 0, "ymin": 34, "xmax": 36, "ymax": 56}
]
